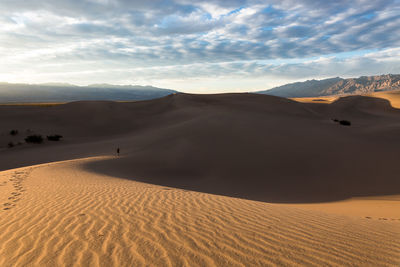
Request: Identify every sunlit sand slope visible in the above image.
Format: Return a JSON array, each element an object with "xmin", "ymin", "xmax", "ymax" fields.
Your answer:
[
  {"xmin": 0, "ymin": 157, "xmax": 399, "ymax": 266},
  {"xmin": 367, "ymin": 90, "xmax": 400, "ymax": 108},
  {"xmin": 291, "ymin": 96, "xmax": 338, "ymax": 104},
  {"xmin": 291, "ymin": 89, "xmax": 400, "ymax": 108}
]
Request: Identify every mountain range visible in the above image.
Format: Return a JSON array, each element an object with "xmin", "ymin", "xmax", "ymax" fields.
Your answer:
[
  {"xmin": 258, "ymin": 74, "xmax": 400, "ymax": 98},
  {"xmin": 1, "ymin": 74, "xmax": 400, "ymax": 103},
  {"xmin": 0, "ymin": 83, "xmax": 176, "ymax": 103}
]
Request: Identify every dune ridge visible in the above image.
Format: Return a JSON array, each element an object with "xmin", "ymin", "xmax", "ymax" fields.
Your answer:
[{"xmin": 0, "ymin": 157, "xmax": 399, "ymax": 266}]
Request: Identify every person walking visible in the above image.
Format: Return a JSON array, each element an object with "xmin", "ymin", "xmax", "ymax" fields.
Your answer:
[{"xmin": 117, "ymin": 147, "xmax": 120, "ymax": 156}]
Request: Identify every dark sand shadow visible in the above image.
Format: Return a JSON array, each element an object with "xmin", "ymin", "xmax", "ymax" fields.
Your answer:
[{"xmin": 83, "ymin": 139, "xmax": 400, "ymax": 204}]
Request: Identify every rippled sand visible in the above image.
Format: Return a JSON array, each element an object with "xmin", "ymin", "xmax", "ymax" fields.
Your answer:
[{"xmin": 1, "ymin": 157, "xmax": 399, "ymax": 266}]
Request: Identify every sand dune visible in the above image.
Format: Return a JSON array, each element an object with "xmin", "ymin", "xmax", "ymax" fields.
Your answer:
[
  {"xmin": 0, "ymin": 157, "xmax": 399, "ymax": 266},
  {"xmin": 83, "ymin": 94, "xmax": 400, "ymax": 203},
  {"xmin": 291, "ymin": 96, "xmax": 338, "ymax": 104},
  {"xmin": 367, "ymin": 90, "xmax": 400, "ymax": 108},
  {"xmin": 1, "ymin": 93, "xmax": 400, "ymax": 265},
  {"xmin": 2, "ymin": 93, "xmax": 400, "ymax": 202},
  {"xmin": 291, "ymin": 89, "xmax": 400, "ymax": 108}
]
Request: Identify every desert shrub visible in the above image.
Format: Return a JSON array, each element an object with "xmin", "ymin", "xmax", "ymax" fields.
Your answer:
[
  {"xmin": 47, "ymin": 134, "xmax": 63, "ymax": 141},
  {"xmin": 10, "ymin": 130, "xmax": 18, "ymax": 136},
  {"xmin": 339, "ymin": 120, "xmax": 351, "ymax": 126},
  {"xmin": 25, "ymin": 135, "xmax": 43, "ymax": 144},
  {"xmin": 8, "ymin": 142, "xmax": 14, "ymax": 148}
]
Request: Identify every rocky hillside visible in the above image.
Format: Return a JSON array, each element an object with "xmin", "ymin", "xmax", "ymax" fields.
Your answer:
[{"xmin": 259, "ymin": 74, "xmax": 400, "ymax": 98}]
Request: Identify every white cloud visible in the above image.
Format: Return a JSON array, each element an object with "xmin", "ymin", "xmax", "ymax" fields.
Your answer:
[{"xmin": 0, "ymin": 0, "xmax": 399, "ymax": 92}]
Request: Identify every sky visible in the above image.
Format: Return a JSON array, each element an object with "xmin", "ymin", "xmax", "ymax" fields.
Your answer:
[{"xmin": 0, "ymin": 0, "xmax": 399, "ymax": 93}]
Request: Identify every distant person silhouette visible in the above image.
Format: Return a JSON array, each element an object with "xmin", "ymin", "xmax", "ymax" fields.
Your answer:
[{"xmin": 117, "ymin": 147, "xmax": 120, "ymax": 156}]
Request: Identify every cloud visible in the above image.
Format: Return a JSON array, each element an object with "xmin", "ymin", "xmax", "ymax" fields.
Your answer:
[{"xmin": 0, "ymin": 0, "xmax": 399, "ymax": 92}]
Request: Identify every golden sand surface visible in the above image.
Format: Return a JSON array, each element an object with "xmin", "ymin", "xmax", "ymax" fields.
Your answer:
[
  {"xmin": 366, "ymin": 90, "xmax": 400, "ymax": 108},
  {"xmin": 0, "ymin": 157, "xmax": 399, "ymax": 266},
  {"xmin": 1, "ymin": 93, "xmax": 400, "ymax": 266},
  {"xmin": 291, "ymin": 96, "xmax": 338, "ymax": 104},
  {"xmin": 291, "ymin": 89, "xmax": 400, "ymax": 108}
]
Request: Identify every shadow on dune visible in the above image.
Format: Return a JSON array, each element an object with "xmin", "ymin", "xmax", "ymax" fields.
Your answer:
[
  {"xmin": 1, "ymin": 92, "xmax": 399, "ymax": 203},
  {"xmin": 83, "ymin": 94, "xmax": 400, "ymax": 203}
]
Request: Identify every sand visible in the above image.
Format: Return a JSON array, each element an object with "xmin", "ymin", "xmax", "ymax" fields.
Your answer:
[
  {"xmin": 291, "ymin": 95, "xmax": 338, "ymax": 104},
  {"xmin": 366, "ymin": 90, "xmax": 400, "ymax": 108},
  {"xmin": 0, "ymin": 157, "xmax": 398, "ymax": 266},
  {"xmin": 1, "ymin": 93, "xmax": 400, "ymax": 266},
  {"xmin": 291, "ymin": 89, "xmax": 400, "ymax": 108}
]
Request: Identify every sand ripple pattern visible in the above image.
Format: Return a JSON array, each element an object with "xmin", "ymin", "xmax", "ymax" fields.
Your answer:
[{"xmin": 0, "ymin": 158, "xmax": 399, "ymax": 266}]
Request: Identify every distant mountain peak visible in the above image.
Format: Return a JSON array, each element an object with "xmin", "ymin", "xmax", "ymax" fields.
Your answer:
[{"xmin": 258, "ymin": 74, "xmax": 400, "ymax": 98}]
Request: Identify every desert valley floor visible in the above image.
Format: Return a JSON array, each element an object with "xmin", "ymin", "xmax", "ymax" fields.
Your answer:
[{"xmin": 0, "ymin": 92, "xmax": 399, "ymax": 266}]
